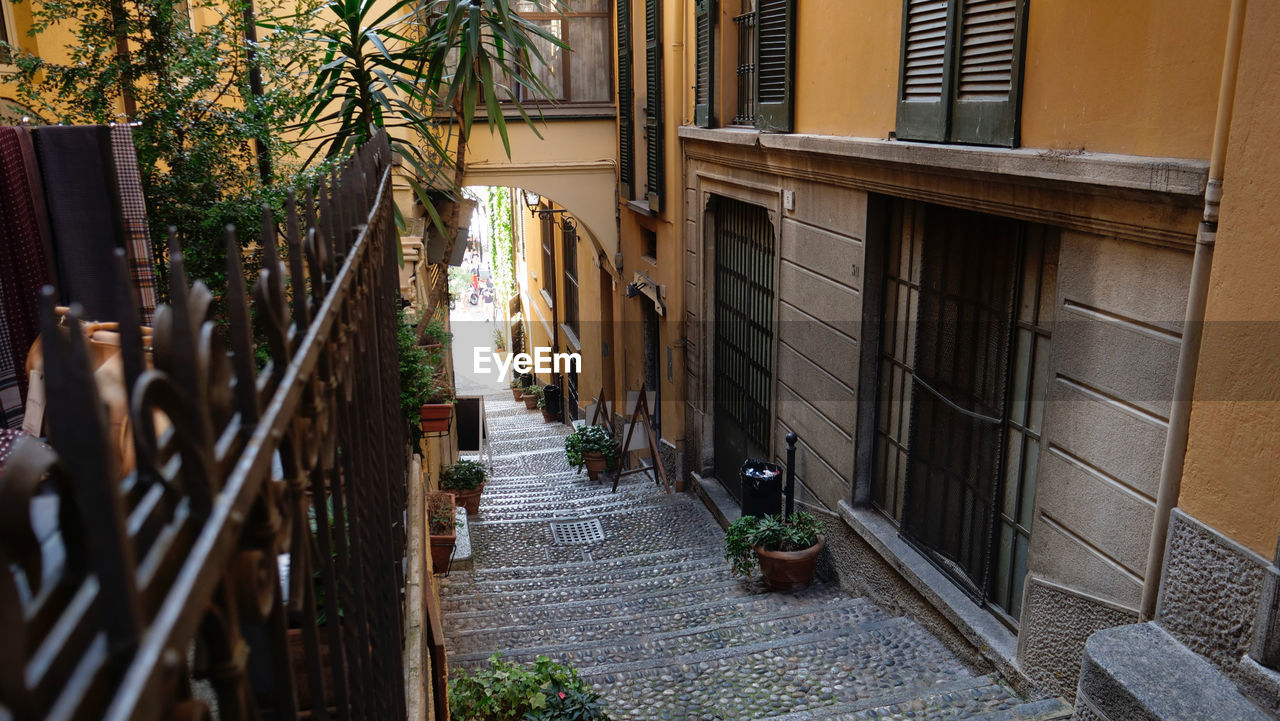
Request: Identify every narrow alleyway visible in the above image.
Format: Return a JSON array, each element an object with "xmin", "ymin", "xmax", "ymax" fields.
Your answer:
[{"xmin": 440, "ymin": 393, "xmax": 1071, "ymax": 721}]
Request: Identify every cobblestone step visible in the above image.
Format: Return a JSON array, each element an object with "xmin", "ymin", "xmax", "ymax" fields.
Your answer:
[
  {"xmin": 440, "ymin": 545, "xmax": 728, "ymax": 596},
  {"xmin": 448, "ymin": 597, "xmax": 888, "ymax": 664},
  {"xmin": 445, "ymin": 586, "xmax": 860, "ymax": 652},
  {"xmin": 441, "ymin": 542, "xmax": 725, "ymax": 584},
  {"xmin": 576, "ymin": 621, "xmax": 973, "ymax": 721}
]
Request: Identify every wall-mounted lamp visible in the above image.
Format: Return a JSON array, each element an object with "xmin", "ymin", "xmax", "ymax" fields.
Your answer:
[
  {"xmin": 614, "ymin": 251, "xmax": 624, "ymax": 274},
  {"xmin": 521, "ymin": 189, "xmax": 568, "ymax": 220}
]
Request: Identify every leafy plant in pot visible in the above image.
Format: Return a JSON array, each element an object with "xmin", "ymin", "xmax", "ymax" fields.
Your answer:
[
  {"xmin": 537, "ymin": 392, "xmax": 557, "ymax": 423},
  {"xmin": 427, "ymin": 491, "xmax": 457, "ymax": 573},
  {"xmin": 441, "ymin": 459, "xmax": 486, "ymax": 516},
  {"xmin": 565, "ymin": 425, "xmax": 618, "ymax": 482},
  {"xmin": 725, "ymin": 511, "xmax": 824, "ymax": 591},
  {"xmin": 450, "ymin": 653, "xmax": 613, "ymax": 721},
  {"xmin": 510, "ymin": 376, "xmax": 527, "ymax": 402},
  {"xmin": 522, "ymin": 384, "xmax": 542, "ymax": 411}
]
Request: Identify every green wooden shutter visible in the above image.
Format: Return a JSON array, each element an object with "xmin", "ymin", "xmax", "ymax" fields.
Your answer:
[
  {"xmin": 949, "ymin": 0, "xmax": 1027, "ymax": 146},
  {"xmin": 644, "ymin": 0, "xmax": 663, "ymax": 211},
  {"xmin": 618, "ymin": 0, "xmax": 635, "ymax": 200},
  {"xmin": 895, "ymin": 0, "xmax": 954, "ymax": 142},
  {"xmin": 754, "ymin": 0, "xmax": 794, "ymax": 131},
  {"xmin": 694, "ymin": 0, "xmax": 716, "ymax": 127}
]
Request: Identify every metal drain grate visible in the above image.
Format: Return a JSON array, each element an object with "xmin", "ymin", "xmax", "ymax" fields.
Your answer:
[{"xmin": 550, "ymin": 518, "xmax": 605, "ymax": 545}]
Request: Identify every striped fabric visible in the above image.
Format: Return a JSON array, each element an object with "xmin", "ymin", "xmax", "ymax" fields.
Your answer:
[
  {"xmin": 110, "ymin": 124, "xmax": 157, "ymax": 324},
  {"xmin": 0, "ymin": 126, "xmax": 53, "ymax": 428}
]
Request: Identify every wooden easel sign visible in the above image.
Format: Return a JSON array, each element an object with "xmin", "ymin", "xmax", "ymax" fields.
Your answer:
[{"xmin": 615, "ymin": 389, "xmax": 671, "ymax": 494}]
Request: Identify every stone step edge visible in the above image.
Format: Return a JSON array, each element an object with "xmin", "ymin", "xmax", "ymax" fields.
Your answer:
[
  {"xmin": 442, "ymin": 551, "xmax": 731, "ymax": 592},
  {"xmin": 441, "ymin": 576, "xmax": 771, "ymax": 621},
  {"xmin": 570, "ymin": 615, "xmax": 922, "ymax": 679},
  {"xmin": 444, "ymin": 587, "xmax": 856, "ymax": 642},
  {"xmin": 756, "ymin": 674, "xmax": 1008, "ymax": 721},
  {"xmin": 443, "ymin": 542, "xmax": 726, "ymax": 580},
  {"xmin": 442, "ymin": 563, "xmax": 738, "ymax": 606},
  {"xmin": 447, "ymin": 596, "xmax": 883, "ymax": 663},
  {"xmin": 467, "ymin": 497, "xmax": 704, "ymax": 527}
]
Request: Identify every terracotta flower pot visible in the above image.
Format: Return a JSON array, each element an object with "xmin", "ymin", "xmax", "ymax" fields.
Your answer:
[
  {"xmin": 583, "ymin": 451, "xmax": 607, "ymax": 481},
  {"xmin": 429, "ymin": 492, "xmax": 457, "ymax": 573},
  {"xmin": 541, "ymin": 409, "xmax": 556, "ymax": 423},
  {"xmin": 522, "ymin": 394, "xmax": 538, "ymax": 410},
  {"xmin": 450, "ymin": 482, "xmax": 485, "ymax": 516},
  {"xmin": 754, "ymin": 536, "xmax": 824, "ymax": 592},
  {"xmin": 419, "ymin": 403, "xmax": 452, "ymax": 433},
  {"xmin": 512, "ymin": 387, "xmax": 525, "ymax": 402}
]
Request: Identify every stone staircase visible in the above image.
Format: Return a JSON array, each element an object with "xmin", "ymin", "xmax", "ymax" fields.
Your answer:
[{"xmin": 440, "ymin": 392, "xmax": 1072, "ymax": 721}]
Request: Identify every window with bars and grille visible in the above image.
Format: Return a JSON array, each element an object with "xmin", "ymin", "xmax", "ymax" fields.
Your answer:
[
  {"xmin": 896, "ymin": 0, "xmax": 1028, "ymax": 147},
  {"xmin": 697, "ymin": 0, "xmax": 794, "ymax": 131},
  {"xmin": 561, "ymin": 221, "xmax": 580, "ymax": 338}
]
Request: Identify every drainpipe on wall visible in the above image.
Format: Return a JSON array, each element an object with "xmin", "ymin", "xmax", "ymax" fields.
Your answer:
[{"xmin": 1141, "ymin": 0, "xmax": 1248, "ymax": 622}]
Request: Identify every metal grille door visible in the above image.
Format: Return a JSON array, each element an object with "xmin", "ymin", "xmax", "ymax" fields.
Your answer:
[
  {"xmin": 901, "ymin": 205, "xmax": 1020, "ymax": 599},
  {"xmin": 713, "ymin": 196, "xmax": 776, "ymax": 501}
]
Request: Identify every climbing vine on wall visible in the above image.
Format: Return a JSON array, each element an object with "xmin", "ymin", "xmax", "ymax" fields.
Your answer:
[{"xmin": 485, "ymin": 186, "xmax": 517, "ymax": 304}]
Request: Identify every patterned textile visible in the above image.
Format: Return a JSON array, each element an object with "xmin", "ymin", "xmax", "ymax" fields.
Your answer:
[
  {"xmin": 33, "ymin": 125, "xmax": 123, "ymax": 322},
  {"xmin": 110, "ymin": 124, "xmax": 157, "ymax": 324},
  {"xmin": 0, "ymin": 126, "xmax": 54, "ymax": 425}
]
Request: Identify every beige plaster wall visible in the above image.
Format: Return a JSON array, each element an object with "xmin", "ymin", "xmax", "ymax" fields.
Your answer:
[{"xmin": 1179, "ymin": 0, "xmax": 1280, "ymax": 558}]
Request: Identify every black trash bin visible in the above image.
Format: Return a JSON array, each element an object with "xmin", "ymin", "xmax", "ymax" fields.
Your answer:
[
  {"xmin": 740, "ymin": 459, "xmax": 783, "ymax": 518},
  {"xmin": 542, "ymin": 383, "xmax": 563, "ymax": 419}
]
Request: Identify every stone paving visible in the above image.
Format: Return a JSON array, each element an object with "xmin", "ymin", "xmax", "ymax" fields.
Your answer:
[{"xmin": 440, "ymin": 391, "xmax": 1072, "ymax": 721}]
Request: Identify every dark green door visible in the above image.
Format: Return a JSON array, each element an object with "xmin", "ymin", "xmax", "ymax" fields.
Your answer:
[{"xmin": 712, "ymin": 196, "xmax": 776, "ymax": 501}]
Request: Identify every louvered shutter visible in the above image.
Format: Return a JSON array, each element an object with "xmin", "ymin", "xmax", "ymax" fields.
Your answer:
[
  {"xmin": 644, "ymin": 0, "xmax": 663, "ymax": 211},
  {"xmin": 754, "ymin": 0, "xmax": 794, "ymax": 131},
  {"xmin": 694, "ymin": 0, "xmax": 716, "ymax": 127},
  {"xmin": 618, "ymin": 0, "xmax": 635, "ymax": 200},
  {"xmin": 895, "ymin": 0, "xmax": 954, "ymax": 142},
  {"xmin": 949, "ymin": 0, "xmax": 1026, "ymax": 146}
]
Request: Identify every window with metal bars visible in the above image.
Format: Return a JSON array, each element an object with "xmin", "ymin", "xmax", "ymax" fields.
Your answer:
[
  {"xmin": 896, "ymin": 0, "xmax": 1028, "ymax": 146},
  {"xmin": 729, "ymin": 0, "xmax": 793, "ymax": 130},
  {"xmin": 733, "ymin": 1, "xmax": 755, "ymax": 125},
  {"xmin": 561, "ymin": 221, "xmax": 580, "ymax": 338}
]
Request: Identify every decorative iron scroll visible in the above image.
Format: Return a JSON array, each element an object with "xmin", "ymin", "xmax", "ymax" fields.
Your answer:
[{"xmin": 0, "ymin": 131, "xmax": 409, "ymax": 721}]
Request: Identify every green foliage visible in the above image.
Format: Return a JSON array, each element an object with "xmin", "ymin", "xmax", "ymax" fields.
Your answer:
[
  {"xmin": 724, "ymin": 512, "xmax": 822, "ymax": 578},
  {"xmin": 449, "ymin": 654, "xmax": 611, "ymax": 721},
  {"xmin": 440, "ymin": 459, "xmax": 486, "ymax": 491},
  {"xmin": 494, "ymin": 327, "xmax": 506, "ymax": 352},
  {"xmin": 424, "ymin": 317, "xmax": 452, "ymax": 347},
  {"xmin": 398, "ymin": 307, "xmax": 434, "ymax": 424},
  {"xmin": 524, "ymin": 385, "xmax": 543, "ymax": 401},
  {"xmin": 5, "ymin": 0, "xmax": 320, "ymax": 297},
  {"xmin": 289, "ymin": 0, "xmax": 566, "ymax": 232},
  {"xmin": 564, "ymin": 426, "xmax": 617, "ymax": 471},
  {"xmin": 484, "ymin": 186, "xmax": 517, "ymax": 302}
]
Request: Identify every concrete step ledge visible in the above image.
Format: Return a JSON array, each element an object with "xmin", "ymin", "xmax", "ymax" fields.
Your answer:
[{"xmin": 1076, "ymin": 623, "xmax": 1270, "ymax": 721}]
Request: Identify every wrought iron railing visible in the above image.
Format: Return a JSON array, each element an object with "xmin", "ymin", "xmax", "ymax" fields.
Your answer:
[{"xmin": 0, "ymin": 131, "xmax": 413, "ymax": 721}]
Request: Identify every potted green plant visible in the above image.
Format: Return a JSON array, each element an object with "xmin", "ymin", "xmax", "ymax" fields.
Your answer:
[
  {"xmin": 428, "ymin": 491, "xmax": 457, "ymax": 573},
  {"xmin": 565, "ymin": 425, "xmax": 619, "ymax": 481},
  {"xmin": 537, "ymin": 392, "xmax": 557, "ymax": 423},
  {"xmin": 441, "ymin": 459, "xmax": 486, "ymax": 516},
  {"xmin": 724, "ymin": 511, "xmax": 824, "ymax": 591},
  {"xmin": 419, "ymin": 379, "xmax": 455, "ymax": 433},
  {"xmin": 522, "ymin": 384, "xmax": 542, "ymax": 411},
  {"xmin": 450, "ymin": 653, "xmax": 613, "ymax": 721}
]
